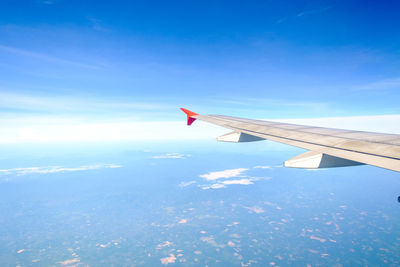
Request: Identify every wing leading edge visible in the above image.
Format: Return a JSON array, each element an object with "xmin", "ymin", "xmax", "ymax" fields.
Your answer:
[{"xmin": 180, "ymin": 108, "xmax": 400, "ymax": 172}]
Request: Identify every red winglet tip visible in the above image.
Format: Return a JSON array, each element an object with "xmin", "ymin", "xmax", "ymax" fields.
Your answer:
[
  {"xmin": 180, "ymin": 108, "xmax": 199, "ymax": 125},
  {"xmin": 180, "ymin": 108, "xmax": 199, "ymax": 117}
]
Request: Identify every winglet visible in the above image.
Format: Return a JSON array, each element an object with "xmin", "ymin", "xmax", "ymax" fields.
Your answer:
[{"xmin": 180, "ymin": 108, "xmax": 199, "ymax": 126}]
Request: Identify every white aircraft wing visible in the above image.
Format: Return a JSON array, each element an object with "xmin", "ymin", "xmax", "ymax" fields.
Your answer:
[{"xmin": 181, "ymin": 108, "xmax": 400, "ymax": 172}]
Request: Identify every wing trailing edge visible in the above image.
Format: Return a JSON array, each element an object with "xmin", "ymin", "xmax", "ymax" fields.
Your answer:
[{"xmin": 180, "ymin": 108, "xmax": 400, "ymax": 172}]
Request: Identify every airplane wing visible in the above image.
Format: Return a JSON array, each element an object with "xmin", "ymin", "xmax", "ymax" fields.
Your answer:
[{"xmin": 180, "ymin": 108, "xmax": 400, "ymax": 172}]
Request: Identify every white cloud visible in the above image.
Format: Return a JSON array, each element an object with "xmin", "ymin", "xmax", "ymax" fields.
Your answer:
[
  {"xmin": 201, "ymin": 183, "xmax": 227, "ymax": 190},
  {"xmin": 199, "ymin": 168, "xmax": 248, "ymax": 181},
  {"xmin": 220, "ymin": 178, "xmax": 254, "ymax": 185},
  {"xmin": 253, "ymin": 165, "xmax": 272, "ymax": 169},
  {"xmin": 198, "ymin": 166, "xmax": 271, "ymax": 190},
  {"xmin": 152, "ymin": 153, "xmax": 188, "ymax": 159},
  {"xmin": 0, "ymin": 164, "xmax": 121, "ymax": 176}
]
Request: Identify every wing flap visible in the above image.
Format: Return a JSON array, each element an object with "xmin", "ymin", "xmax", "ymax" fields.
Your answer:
[{"xmin": 284, "ymin": 151, "xmax": 364, "ymax": 169}]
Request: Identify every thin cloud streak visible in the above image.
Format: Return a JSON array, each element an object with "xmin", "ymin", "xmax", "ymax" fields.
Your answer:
[
  {"xmin": 215, "ymin": 97, "xmax": 328, "ymax": 111},
  {"xmin": 297, "ymin": 6, "xmax": 332, "ymax": 18},
  {"xmin": 179, "ymin": 181, "xmax": 196, "ymax": 188},
  {"xmin": 254, "ymin": 165, "xmax": 272, "ymax": 169},
  {"xmin": 277, "ymin": 5, "xmax": 332, "ymax": 23},
  {"xmin": 0, "ymin": 45, "xmax": 101, "ymax": 69},
  {"xmin": 86, "ymin": 16, "xmax": 110, "ymax": 32},
  {"xmin": 0, "ymin": 91, "xmax": 167, "ymax": 114},
  {"xmin": 153, "ymin": 153, "xmax": 189, "ymax": 159},
  {"xmin": 42, "ymin": 0, "xmax": 55, "ymax": 4},
  {"xmin": 352, "ymin": 77, "xmax": 400, "ymax": 91}
]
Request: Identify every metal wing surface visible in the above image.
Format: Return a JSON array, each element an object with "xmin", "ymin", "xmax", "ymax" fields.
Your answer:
[{"xmin": 181, "ymin": 108, "xmax": 400, "ymax": 172}]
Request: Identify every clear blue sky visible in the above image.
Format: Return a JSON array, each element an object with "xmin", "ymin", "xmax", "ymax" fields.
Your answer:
[{"xmin": 0, "ymin": 0, "xmax": 399, "ymax": 124}]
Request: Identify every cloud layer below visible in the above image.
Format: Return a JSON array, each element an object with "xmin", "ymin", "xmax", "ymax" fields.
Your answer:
[
  {"xmin": 0, "ymin": 112, "xmax": 399, "ymax": 143},
  {"xmin": 0, "ymin": 116, "xmax": 226, "ymax": 143}
]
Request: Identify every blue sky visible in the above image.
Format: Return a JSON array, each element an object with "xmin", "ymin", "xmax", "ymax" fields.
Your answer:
[{"xmin": 0, "ymin": 0, "xmax": 399, "ymax": 142}]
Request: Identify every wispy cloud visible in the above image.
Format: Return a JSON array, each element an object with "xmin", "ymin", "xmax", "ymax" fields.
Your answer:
[
  {"xmin": 0, "ymin": 164, "xmax": 121, "ymax": 176},
  {"xmin": 178, "ymin": 181, "xmax": 196, "ymax": 188},
  {"xmin": 277, "ymin": 6, "xmax": 332, "ymax": 23},
  {"xmin": 153, "ymin": 153, "xmax": 189, "ymax": 159},
  {"xmin": 352, "ymin": 77, "xmax": 400, "ymax": 91},
  {"xmin": 215, "ymin": 97, "xmax": 328, "ymax": 111},
  {"xmin": 0, "ymin": 45, "xmax": 100, "ymax": 69},
  {"xmin": 297, "ymin": 6, "xmax": 332, "ymax": 18},
  {"xmin": 0, "ymin": 91, "xmax": 166, "ymax": 114},
  {"xmin": 201, "ymin": 183, "xmax": 226, "ymax": 190},
  {"xmin": 41, "ymin": 0, "xmax": 57, "ymax": 4},
  {"xmin": 86, "ymin": 16, "xmax": 110, "ymax": 32}
]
